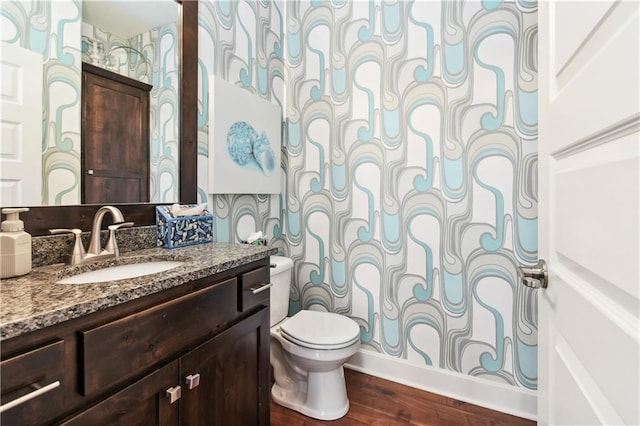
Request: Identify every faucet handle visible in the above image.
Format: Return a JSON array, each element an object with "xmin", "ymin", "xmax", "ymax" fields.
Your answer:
[
  {"xmin": 49, "ymin": 228, "xmax": 86, "ymax": 265},
  {"xmin": 50, "ymin": 228, "xmax": 82, "ymax": 235},
  {"xmin": 108, "ymin": 222, "xmax": 134, "ymax": 231},
  {"xmin": 105, "ymin": 222, "xmax": 134, "ymax": 257}
]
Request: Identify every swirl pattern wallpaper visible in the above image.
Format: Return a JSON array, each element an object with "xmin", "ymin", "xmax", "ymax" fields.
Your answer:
[
  {"xmin": 3, "ymin": 0, "xmax": 539, "ymax": 393},
  {"xmin": 199, "ymin": 0, "xmax": 538, "ymax": 390},
  {"xmin": 2, "ymin": 0, "xmax": 82, "ymax": 204}
]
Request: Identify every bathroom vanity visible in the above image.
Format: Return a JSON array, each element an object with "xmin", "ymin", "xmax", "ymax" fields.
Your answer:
[{"xmin": 0, "ymin": 243, "xmax": 275, "ymax": 425}]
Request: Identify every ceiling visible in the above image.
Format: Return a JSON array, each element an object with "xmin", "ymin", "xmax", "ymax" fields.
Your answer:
[{"xmin": 82, "ymin": 0, "xmax": 179, "ymax": 40}]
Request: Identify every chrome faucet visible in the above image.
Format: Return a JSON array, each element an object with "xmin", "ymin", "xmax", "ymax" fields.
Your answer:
[
  {"xmin": 50, "ymin": 205, "xmax": 134, "ymax": 265},
  {"xmin": 87, "ymin": 206, "xmax": 128, "ymax": 255}
]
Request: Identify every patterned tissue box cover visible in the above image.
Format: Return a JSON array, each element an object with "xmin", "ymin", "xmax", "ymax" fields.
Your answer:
[{"xmin": 156, "ymin": 205, "xmax": 214, "ymax": 248}]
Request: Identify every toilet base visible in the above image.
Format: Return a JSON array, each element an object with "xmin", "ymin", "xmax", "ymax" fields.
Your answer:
[{"xmin": 271, "ymin": 367, "xmax": 350, "ymax": 421}]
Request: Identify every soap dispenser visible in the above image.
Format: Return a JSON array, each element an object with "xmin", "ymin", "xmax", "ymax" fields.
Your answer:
[{"xmin": 0, "ymin": 208, "xmax": 32, "ymax": 278}]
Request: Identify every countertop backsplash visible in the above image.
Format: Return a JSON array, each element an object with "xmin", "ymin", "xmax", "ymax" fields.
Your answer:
[{"xmin": 32, "ymin": 225, "xmax": 157, "ymax": 268}]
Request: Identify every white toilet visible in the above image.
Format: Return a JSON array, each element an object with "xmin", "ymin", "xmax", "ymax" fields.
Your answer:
[{"xmin": 269, "ymin": 255, "xmax": 361, "ymax": 420}]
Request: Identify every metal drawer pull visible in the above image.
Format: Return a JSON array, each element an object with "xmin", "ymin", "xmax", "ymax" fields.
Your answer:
[
  {"xmin": 185, "ymin": 373, "xmax": 201, "ymax": 390},
  {"xmin": 249, "ymin": 283, "xmax": 272, "ymax": 294},
  {"xmin": 165, "ymin": 385, "xmax": 181, "ymax": 404},
  {"xmin": 0, "ymin": 380, "xmax": 61, "ymax": 413}
]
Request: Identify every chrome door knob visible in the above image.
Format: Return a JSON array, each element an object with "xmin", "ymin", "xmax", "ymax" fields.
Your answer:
[
  {"xmin": 185, "ymin": 373, "xmax": 201, "ymax": 390},
  {"xmin": 165, "ymin": 385, "xmax": 181, "ymax": 404},
  {"xmin": 518, "ymin": 259, "xmax": 548, "ymax": 289}
]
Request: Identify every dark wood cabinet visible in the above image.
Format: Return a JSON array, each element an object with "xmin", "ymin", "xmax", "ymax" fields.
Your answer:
[
  {"xmin": 62, "ymin": 308, "xmax": 269, "ymax": 426},
  {"xmin": 0, "ymin": 259, "xmax": 271, "ymax": 425}
]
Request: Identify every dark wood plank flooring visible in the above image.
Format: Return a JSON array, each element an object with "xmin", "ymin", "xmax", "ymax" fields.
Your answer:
[{"xmin": 271, "ymin": 368, "xmax": 535, "ymax": 426}]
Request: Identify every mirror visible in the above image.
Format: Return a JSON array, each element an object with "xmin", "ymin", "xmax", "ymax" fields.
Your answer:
[
  {"xmin": 1, "ymin": 0, "xmax": 180, "ymax": 206},
  {"xmin": 2, "ymin": 0, "xmax": 198, "ymax": 235}
]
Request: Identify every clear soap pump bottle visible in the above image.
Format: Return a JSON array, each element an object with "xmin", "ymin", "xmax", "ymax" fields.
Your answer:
[{"xmin": 0, "ymin": 208, "xmax": 32, "ymax": 279}]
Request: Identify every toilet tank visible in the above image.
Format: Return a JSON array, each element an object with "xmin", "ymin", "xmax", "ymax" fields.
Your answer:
[{"xmin": 269, "ymin": 255, "xmax": 293, "ymax": 326}]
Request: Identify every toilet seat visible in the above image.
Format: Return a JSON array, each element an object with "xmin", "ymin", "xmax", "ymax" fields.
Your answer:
[{"xmin": 279, "ymin": 310, "xmax": 360, "ymax": 350}]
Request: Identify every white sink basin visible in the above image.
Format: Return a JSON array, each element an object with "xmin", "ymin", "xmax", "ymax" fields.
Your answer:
[{"xmin": 57, "ymin": 261, "xmax": 184, "ymax": 284}]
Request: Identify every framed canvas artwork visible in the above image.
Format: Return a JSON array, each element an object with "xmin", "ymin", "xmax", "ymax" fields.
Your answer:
[{"xmin": 208, "ymin": 76, "xmax": 282, "ymax": 194}]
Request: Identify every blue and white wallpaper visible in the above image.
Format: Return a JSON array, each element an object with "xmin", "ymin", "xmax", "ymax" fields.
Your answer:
[
  {"xmin": 4, "ymin": 0, "xmax": 539, "ymax": 391},
  {"xmin": 1, "ymin": 0, "xmax": 179, "ymax": 204},
  {"xmin": 197, "ymin": 0, "xmax": 286, "ymax": 244},
  {"xmin": 2, "ymin": 0, "xmax": 82, "ymax": 205},
  {"xmin": 199, "ymin": 0, "xmax": 538, "ymax": 390}
]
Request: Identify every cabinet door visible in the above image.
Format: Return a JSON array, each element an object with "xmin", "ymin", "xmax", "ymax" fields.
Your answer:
[
  {"xmin": 180, "ymin": 307, "xmax": 270, "ymax": 426},
  {"xmin": 60, "ymin": 360, "xmax": 180, "ymax": 426}
]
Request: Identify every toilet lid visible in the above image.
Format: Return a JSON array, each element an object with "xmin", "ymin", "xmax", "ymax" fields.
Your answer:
[{"xmin": 280, "ymin": 310, "xmax": 360, "ymax": 350}]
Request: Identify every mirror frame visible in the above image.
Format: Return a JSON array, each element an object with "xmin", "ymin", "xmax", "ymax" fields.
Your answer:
[{"xmin": 18, "ymin": 0, "xmax": 198, "ymax": 237}]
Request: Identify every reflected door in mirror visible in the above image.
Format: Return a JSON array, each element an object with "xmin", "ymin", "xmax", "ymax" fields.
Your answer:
[
  {"xmin": 81, "ymin": 63, "xmax": 151, "ymax": 204},
  {"xmin": 0, "ymin": 43, "xmax": 43, "ymax": 207}
]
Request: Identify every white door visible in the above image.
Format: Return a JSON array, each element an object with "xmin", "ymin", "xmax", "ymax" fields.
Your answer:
[
  {"xmin": 0, "ymin": 42, "xmax": 43, "ymax": 206},
  {"xmin": 535, "ymin": 1, "xmax": 639, "ymax": 424}
]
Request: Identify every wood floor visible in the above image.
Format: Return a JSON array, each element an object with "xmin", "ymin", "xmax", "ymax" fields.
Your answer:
[{"xmin": 270, "ymin": 369, "xmax": 535, "ymax": 426}]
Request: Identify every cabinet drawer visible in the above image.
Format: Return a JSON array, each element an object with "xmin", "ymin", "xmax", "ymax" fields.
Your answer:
[
  {"xmin": 238, "ymin": 266, "xmax": 270, "ymax": 312},
  {"xmin": 81, "ymin": 278, "xmax": 237, "ymax": 396},
  {"xmin": 0, "ymin": 340, "xmax": 64, "ymax": 425}
]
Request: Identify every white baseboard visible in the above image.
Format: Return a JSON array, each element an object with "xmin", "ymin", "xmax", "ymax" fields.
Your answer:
[{"xmin": 345, "ymin": 349, "xmax": 537, "ymax": 421}]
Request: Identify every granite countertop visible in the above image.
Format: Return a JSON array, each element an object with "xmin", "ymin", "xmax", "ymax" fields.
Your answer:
[{"xmin": 1, "ymin": 243, "xmax": 277, "ymax": 341}]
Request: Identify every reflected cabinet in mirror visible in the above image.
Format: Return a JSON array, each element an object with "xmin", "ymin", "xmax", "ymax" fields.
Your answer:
[{"xmin": 0, "ymin": 0, "xmax": 197, "ymax": 235}]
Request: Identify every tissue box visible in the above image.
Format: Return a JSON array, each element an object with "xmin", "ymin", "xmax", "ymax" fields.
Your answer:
[{"xmin": 155, "ymin": 205, "xmax": 214, "ymax": 249}]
